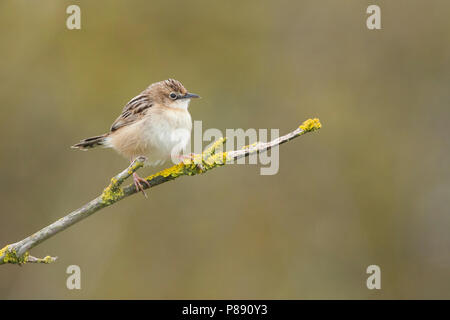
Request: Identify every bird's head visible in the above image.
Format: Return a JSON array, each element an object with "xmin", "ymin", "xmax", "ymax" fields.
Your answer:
[{"xmin": 148, "ymin": 79, "xmax": 200, "ymax": 109}]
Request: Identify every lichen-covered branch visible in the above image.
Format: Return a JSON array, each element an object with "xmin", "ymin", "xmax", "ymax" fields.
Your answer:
[{"xmin": 0, "ymin": 118, "xmax": 321, "ymax": 265}]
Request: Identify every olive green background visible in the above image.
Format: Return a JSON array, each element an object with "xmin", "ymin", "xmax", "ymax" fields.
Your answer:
[{"xmin": 1, "ymin": 0, "xmax": 449, "ymax": 299}]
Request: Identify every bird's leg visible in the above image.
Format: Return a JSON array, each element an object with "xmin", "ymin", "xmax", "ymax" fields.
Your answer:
[
  {"xmin": 130, "ymin": 158, "xmax": 150, "ymax": 197},
  {"xmin": 133, "ymin": 172, "xmax": 150, "ymax": 198}
]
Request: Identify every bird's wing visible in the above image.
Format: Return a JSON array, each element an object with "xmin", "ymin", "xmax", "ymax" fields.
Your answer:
[{"xmin": 110, "ymin": 94, "xmax": 153, "ymax": 132}]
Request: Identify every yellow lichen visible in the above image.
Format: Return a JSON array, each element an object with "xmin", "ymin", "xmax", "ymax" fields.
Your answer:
[
  {"xmin": 22, "ymin": 251, "xmax": 29, "ymax": 264},
  {"xmin": 128, "ymin": 160, "xmax": 144, "ymax": 174},
  {"xmin": 147, "ymin": 163, "xmax": 186, "ymax": 180},
  {"xmin": 101, "ymin": 177, "xmax": 124, "ymax": 204},
  {"xmin": 102, "ymin": 187, "xmax": 124, "ymax": 204},
  {"xmin": 143, "ymin": 150, "xmax": 229, "ymax": 183},
  {"xmin": 299, "ymin": 118, "xmax": 322, "ymax": 132},
  {"xmin": 41, "ymin": 256, "xmax": 53, "ymax": 264},
  {"xmin": 204, "ymin": 137, "xmax": 227, "ymax": 156},
  {"xmin": 0, "ymin": 245, "xmax": 29, "ymax": 264},
  {"xmin": 0, "ymin": 245, "xmax": 8, "ymax": 262},
  {"xmin": 203, "ymin": 152, "xmax": 228, "ymax": 167}
]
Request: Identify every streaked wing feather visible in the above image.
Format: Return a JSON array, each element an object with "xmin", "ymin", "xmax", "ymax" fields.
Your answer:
[{"xmin": 110, "ymin": 94, "xmax": 153, "ymax": 132}]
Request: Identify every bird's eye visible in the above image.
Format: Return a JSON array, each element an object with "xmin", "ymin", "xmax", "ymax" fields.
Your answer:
[{"xmin": 169, "ymin": 92, "xmax": 177, "ymax": 100}]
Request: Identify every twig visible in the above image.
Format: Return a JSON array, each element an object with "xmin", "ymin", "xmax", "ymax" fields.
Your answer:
[{"xmin": 0, "ymin": 118, "xmax": 321, "ymax": 265}]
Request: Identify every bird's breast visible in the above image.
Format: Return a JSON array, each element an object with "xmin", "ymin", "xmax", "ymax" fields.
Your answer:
[{"xmin": 141, "ymin": 109, "xmax": 192, "ymax": 160}]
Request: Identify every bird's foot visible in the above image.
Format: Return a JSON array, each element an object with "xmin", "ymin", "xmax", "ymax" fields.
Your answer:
[{"xmin": 133, "ymin": 172, "xmax": 150, "ymax": 198}]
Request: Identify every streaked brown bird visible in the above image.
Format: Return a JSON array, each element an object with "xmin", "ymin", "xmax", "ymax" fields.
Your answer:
[{"xmin": 72, "ymin": 79, "xmax": 200, "ymax": 195}]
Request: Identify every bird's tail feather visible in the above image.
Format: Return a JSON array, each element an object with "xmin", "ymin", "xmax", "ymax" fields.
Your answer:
[{"xmin": 71, "ymin": 134, "xmax": 108, "ymax": 150}]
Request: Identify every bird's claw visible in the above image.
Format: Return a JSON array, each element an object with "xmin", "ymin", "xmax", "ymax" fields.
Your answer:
[{"xmin": 133, "ymin": 172, "xmax": 150, "ymax": 198}]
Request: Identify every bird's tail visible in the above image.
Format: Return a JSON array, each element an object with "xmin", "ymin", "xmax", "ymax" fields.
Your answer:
[{"xmin": 71, "ymin": 134, "xmax": 108, "ymax": 150}]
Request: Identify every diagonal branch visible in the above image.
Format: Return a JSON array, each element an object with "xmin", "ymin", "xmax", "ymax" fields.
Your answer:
[{"xmin": 0, "ymin": 118, "xmax": 321, "ymax": 265}]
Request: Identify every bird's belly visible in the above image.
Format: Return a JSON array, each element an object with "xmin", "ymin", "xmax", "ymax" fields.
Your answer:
[{"xmin": 140, "ymin": 114, "xmax": 191, "ymax": 165}]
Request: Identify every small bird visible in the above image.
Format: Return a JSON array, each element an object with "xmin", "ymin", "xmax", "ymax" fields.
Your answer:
[{"xmin": 72, "ymin": 79, "xmax": 200, "ymax": 195}]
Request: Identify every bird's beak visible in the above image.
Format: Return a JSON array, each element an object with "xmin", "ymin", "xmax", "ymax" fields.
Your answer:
[{"xmin": 182, "ymin": 92, "xmax": 200, "ymax": 99}]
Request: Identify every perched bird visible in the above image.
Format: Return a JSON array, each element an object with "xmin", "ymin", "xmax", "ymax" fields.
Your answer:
[{"xmin": 72, "ymin": 79, "xmax": 200, "ymax": 195}]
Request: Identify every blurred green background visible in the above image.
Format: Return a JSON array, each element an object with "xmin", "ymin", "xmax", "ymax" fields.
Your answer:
[{"xmin": 1, "ymin": 0, "xmax": 449, "ymax": 299}]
